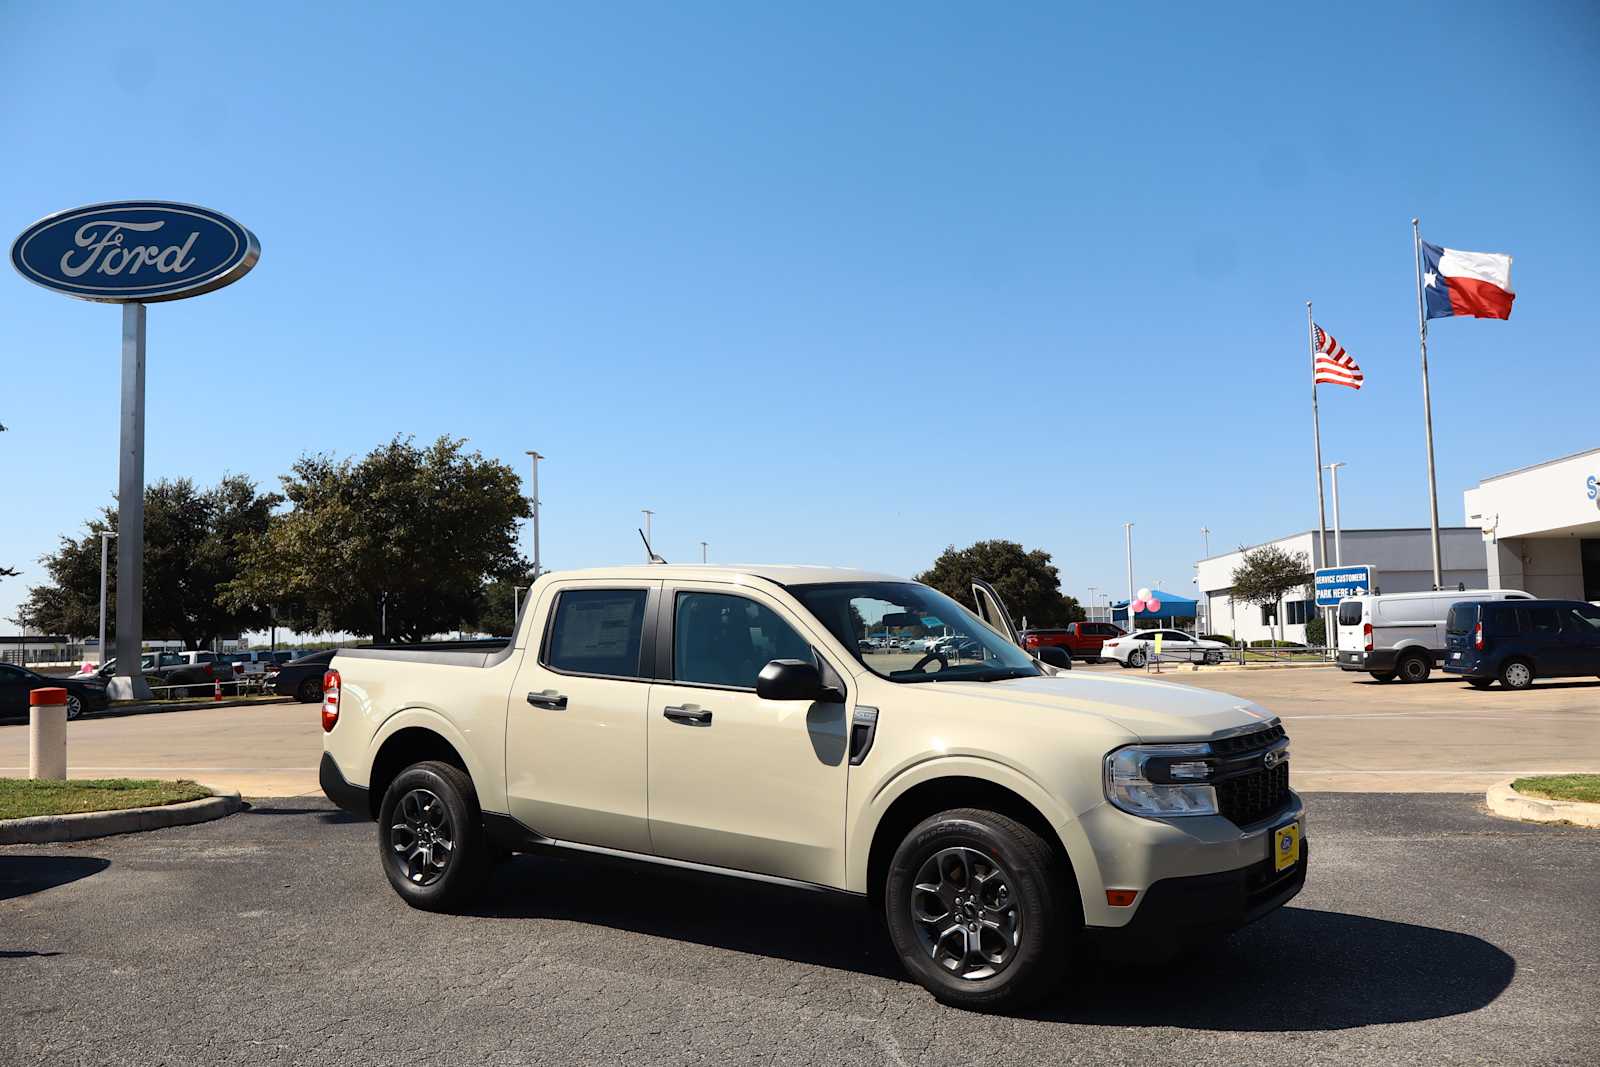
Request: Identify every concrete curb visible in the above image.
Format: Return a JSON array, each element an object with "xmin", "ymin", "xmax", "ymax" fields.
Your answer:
[
  {"xmin": 1485, "ymin": 779, "xmax": 1600, "ymax": 828},
  {"xmin": 0, "ymin": 784, "xmax": 243, "ymax": 844}
]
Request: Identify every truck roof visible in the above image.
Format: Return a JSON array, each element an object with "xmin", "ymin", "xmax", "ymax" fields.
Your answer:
[{"xmin": 540, "ymin": 564, "xmax": 908, "ymax": 586}]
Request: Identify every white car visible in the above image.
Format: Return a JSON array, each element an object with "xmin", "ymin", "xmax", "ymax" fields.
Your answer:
[{"xmin": 1103, "ymin": 629, "xmax": 1229, "ymax": 668}]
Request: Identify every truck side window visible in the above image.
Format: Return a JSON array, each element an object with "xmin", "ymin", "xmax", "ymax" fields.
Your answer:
[
  {"xmin": 543, "ymin": 588, "xmax": 649, "ymax": 679},
  {"xmin": 675, "ymin": 592, "xmax": 812, "ymax": 689}
]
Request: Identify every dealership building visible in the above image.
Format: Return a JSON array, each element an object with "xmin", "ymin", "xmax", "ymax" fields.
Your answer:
[
  {"xmin": 1463, "ymin": 446, "xmax": 1600, "ymax": 601},
  {"xmin": 1195, "ymin": 446, "xmax": 1600, "ymax": 645}
]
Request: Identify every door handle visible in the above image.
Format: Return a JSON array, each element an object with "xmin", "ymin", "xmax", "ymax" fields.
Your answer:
[
  {"xmin": 526, "ymin": 690, "xmax": 568, "ymax": 710},
  {"xmin": 662, "ymin": 704, "xmax": 712, "ymax": 726}
]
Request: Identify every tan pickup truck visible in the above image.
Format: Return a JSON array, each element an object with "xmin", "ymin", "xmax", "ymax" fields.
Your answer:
[{"xmin": 320, "ymin": 565, "xmax": 1305, "ymax": 1010}]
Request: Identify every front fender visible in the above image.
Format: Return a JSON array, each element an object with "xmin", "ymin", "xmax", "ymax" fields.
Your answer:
[{"xmin": 847, "ymin": 754, "xmax": 1079, "ymax": 895}]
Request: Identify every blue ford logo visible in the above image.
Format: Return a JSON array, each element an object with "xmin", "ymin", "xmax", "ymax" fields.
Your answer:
[{"xmin": 11, "ymin": 201, "xmax": 259, "ymax": 303}]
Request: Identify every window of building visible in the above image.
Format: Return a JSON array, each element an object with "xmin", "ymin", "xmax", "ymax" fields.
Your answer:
[{"xmin": 1285, "ymin": 601, "xmax": 1310, "ymax": 626}]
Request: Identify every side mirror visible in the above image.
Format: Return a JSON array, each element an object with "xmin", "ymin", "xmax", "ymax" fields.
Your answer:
[
  {"xmin": 1037, "ymin": 646, "xmax": 1072, "ymax": 670},
  {"xmin": 757, "ymin": 658, "xmax": 829, "ymax": 701}
]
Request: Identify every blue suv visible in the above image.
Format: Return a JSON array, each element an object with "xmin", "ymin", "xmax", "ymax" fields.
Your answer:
[{"xmin": 1443, "ymin": 599, "xmax": 1600, "ymax": 690}]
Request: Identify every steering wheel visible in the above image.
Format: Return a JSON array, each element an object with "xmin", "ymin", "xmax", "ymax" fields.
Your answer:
[{"xmin": 910, "ymin": 651, "xmax": 949, "ymax": 673}]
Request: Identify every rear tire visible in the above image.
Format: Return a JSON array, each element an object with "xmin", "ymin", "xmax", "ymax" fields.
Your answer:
[
  {"xmin": 1128, "ymin": 649, "xmax": 1147, "ymax": 668},
  {"xmin": 1466, "ymin": 678, "xmax": 1494, "ymax": 689},
  {"xmin": 883, "ymin": 808, "xmax": 1077, "ymax": 1012},
  {"xmin": 1368, "ymin": 671, "xmax": 1395, "ymax": 683},
  {"xmin": 1397, "ymin": 653, "xmax": 1431, "ymax": 683},
  {"xmin": 1499, "ymin": 659, "xmax": 1534, "ymax": 691},
  {"xmin": 378, "ymin": 760, "xmax": 490, "ymax": 911},
  {"xmin": 296, "ymin": 676, "xmax": 322, "ymax": 703}
]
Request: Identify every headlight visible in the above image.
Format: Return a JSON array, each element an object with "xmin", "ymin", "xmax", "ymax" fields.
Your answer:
[{"xmin": 1104, "ymin": 742, "xmax": 1219, "ymax": 817}]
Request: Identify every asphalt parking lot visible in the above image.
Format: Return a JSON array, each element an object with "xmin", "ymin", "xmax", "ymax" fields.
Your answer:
[{"xmin": 2, "ymin": 792, "xmax": 1594, "ymax": 1065}]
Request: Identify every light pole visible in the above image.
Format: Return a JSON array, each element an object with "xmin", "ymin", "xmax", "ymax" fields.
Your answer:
[
  {"xmin": 1201, "ymin": 525, "xmax": 1211, "ymax": 558},
  {"xmin": 1123, "ymin": 522, "xmax": 1135, "ymax": 633},
  {"xmin": 525, "ymin": 451, "xmax": 543, "ymax": 579},
  {"xmin": 97, "ymin": 530, "xmax": 117, "ymax": 665},
  {"xmin": 1088, "ymin": 586, "xmax": 1099, "ymax": 623},
  {"xmin": 1324, "ymin": 462, "xmax": 1346, "ymax": 565},
  {"xmin": 700, "ymin": 541, "xmax": 708, "ymax": 564}
]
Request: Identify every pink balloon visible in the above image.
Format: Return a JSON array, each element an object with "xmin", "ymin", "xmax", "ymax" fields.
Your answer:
[
  {"xmin": 1132, "ymin": 598, "xmax": 1147, "ymax": 612},
  {"xmin": 1147, "ymin": 598, "xmax": 1162, "ymax": 612}
]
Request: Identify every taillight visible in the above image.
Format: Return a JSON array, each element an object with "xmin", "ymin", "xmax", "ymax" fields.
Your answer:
[
  {"xmin": 1474, "ymin": 622, "xmax": 1484, "ymax": 651},
  {"xmin": 1362, "ymin": 622, "xmax": 1373, "ymax": 652},
  {"xmin": 321, "ymin": 669, "xmax": 341, "ymax": 732},
  {"xmin": 1024, "ymin": 635, "xmax": 1039, "ymax": 648}
]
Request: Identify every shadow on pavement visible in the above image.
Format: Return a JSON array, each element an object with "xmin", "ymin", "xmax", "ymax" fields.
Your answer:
[
  {"xmin": 475, "ymin": 857, "xmax": 1513, "ymax": 1028},
  {"xmin": 243, "ymin": 804, "xmax": 361, "ymax": 824},
  {"xmin": 0, "ymin": 856, "xmax": 111, "ymax": 901},
  {"xmin": 1047, "ymin": 906, "xmax": 1514, "ymax": 1031},
  {"xmin": 474, "ymin": 851, "xmax": 903, "ymax": 979}
]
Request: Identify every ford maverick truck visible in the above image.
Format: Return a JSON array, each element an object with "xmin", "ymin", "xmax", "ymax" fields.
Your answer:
[{"xmin": 320, "ymin": 565, "xmax": 1306, "ymax": 1010}]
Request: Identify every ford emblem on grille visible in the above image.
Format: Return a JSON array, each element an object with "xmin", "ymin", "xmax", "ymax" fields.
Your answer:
[{"xmin": 1262, "ymin": 749, "xmax": 1285, "ymax": 769}]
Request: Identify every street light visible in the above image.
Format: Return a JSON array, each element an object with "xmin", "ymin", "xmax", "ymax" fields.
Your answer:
[
  {"xmin": 525, "ymin": 451, "xmax": 544, "ymax": 579},
  {"xmin": 98, "ymin": 530, "xmax": 116, "ymax": 666},
  {"xmin": 700, "ymin": 541, "xmax": 708, "ymax": 564},
  {"xmin": 1087, "ymin": 585, "xmax": 1099, "ymax": 623},
  {"xmin": 1123, "ymin": 522, "xmax": 1135, "ymax": 631},
  {"xmin": 1324, "ymin": 462, "xmax": 1346, "ymax": 566},
  {"xmin": 1201, "ymin": 525, "xmax": 1211, "ymax": 558}
]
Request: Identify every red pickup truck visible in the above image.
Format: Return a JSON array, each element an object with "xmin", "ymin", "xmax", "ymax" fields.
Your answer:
[{"xmin": 1020, "ymin": 622, "xmax": 1126, "ymax": 662}]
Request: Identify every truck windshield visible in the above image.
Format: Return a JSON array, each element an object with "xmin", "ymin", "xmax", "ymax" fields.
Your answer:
[{"xmin": 790, "ymin": 581, "xmax": 1040, "ymax": 683}]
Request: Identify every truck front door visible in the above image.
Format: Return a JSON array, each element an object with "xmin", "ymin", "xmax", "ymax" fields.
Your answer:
[
  {"xmin": 504, "ymin": 581, "xmax": 659, "ymax": 854},
  {"xmin": 646, "ymin": 583, "xmax": 850, "ymax": 887}
]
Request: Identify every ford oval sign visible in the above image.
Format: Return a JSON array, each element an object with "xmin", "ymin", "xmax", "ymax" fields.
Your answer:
[{"xmin": 11, "ymin": 201, "xmax": 260, "ymax": 303}]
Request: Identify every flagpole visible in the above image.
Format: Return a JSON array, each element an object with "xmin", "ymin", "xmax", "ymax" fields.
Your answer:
[
  {"xmin": 1412, "ymin": 217, "xmax": 1443, "ymax": 589},
  {"xmin": 1308, "ymin": 301, "xmax": 1328, "ymax": 565},
  {"xmin": 1309, "ymin": 300, "xmax": 1333, "ymax": 656}
]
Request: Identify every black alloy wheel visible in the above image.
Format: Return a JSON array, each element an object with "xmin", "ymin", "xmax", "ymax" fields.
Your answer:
[
  {"xmin": 378, "ymin": 761, "xmax": 489, "ymax": 911},
  {"xmin": 884, "ymin": 808, "xmax": 1076, "ymax": 1011},
  {"xmin": 296, "ymin": 676, "xmax": 322, "ymax": 703}
]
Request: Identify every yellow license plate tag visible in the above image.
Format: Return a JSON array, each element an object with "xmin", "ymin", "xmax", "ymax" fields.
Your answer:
[{"xmin": 1273, "ymin": 821, "xmax": 1302, "ymax": 872}]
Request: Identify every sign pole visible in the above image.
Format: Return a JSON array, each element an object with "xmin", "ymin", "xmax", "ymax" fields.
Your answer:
[{"xmin": 110, "ymin": 303, "xmax": 152, "ymax": 700}]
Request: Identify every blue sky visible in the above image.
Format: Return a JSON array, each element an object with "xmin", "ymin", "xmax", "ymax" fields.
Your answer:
[{"xmin": 3, "ymin": 1, "xmax": 1597, "ymax": 629}]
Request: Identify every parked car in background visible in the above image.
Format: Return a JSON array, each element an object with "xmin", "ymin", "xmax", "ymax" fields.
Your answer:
[
  {"xmin": 97, "ymin": 650, "xmax": 227, "ymax": 696},
  {"xmin": 1335, "ymin": 588, "xmax": 1530, "ymax": 683},
  {"xmin": 1021, "ymin": 622, "xmax": 1125, "ymax": 661},
  {"xmin": 1102, "ymin": 630, "xmax": 1229, "ymax": 668},
  {"xmin": 271, "ymin": 649, "xmax": 337, "ymax": 703},
  {"xmin": 1444, "ymin": 599, "xmax": 1600, "ymax": 689},
  {"xmin": 223, "ymin": 650, "xmax": 289, "ymax": 680},
  {"xmin": 0, "ymin": 662, "xmax": 110, "ymax": 720}
]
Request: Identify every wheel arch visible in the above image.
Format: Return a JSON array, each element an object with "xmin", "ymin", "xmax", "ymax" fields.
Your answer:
[
  {"xmin": 858, "ymin": 761, "xmax": 1082, "ymax": 916},
  {"xmin": 367, "ymin": 714, "xmax": 480, "ymax": 820}
]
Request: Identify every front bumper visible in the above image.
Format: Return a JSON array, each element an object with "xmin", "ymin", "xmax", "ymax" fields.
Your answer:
[{"xmin": 1090, "ymin": 840, "xmax": 1308, "ymax": 946}]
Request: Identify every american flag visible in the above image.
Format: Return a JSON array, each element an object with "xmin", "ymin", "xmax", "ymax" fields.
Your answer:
[{"xmin": 1312, "ymin": 324, "xmax": 1363, "ymax": 390}]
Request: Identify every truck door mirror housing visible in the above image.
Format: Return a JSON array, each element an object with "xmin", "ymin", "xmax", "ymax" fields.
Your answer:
[{"xmin": 756, "ymin": 659, "xmax": 828, "ymax": 701}]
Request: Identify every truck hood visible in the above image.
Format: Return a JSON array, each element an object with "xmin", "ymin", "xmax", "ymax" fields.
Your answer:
[{"xmin": 928, "ymin": 671, "xmax": 1277, "ymax": 741}]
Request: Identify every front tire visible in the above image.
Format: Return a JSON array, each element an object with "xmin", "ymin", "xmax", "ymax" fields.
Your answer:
[
  {"xmin": 65, "ymin": 694, "xmax": 83, "ymax": 720},
  {"xmin": 884, "ymin": 808, "xmax": 1077, "ymax": 1012},
  {"xmin": 378, "ymin": 761, "xmax": 490, "ymax": 911},
  {"xmin": 1368, "ymin": 670, "xmax": 1395, "ymax": 682},
  {"xmin": 1466, "ymin": 678, "xmax": 1495, "ymax": 689}
]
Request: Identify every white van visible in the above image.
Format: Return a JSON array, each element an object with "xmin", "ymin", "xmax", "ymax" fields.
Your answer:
[{"xmin": 1336, "ymin": 588, "xmax": 1531, "ymax": 682}]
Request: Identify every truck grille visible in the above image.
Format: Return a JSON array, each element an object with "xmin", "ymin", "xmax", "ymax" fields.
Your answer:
[{"xmin": 1211, "ymin": 724, "xmax": 1291, "ymax": 827}]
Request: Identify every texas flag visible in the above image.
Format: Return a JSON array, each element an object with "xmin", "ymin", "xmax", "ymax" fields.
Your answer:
[{"xmin": 1421, "ymin": 240, "xmax": 1515, "ymax": 320}]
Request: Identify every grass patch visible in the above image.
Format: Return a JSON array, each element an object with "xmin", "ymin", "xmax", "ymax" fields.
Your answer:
[
  {"xmin": 0, "ymin": 778, "xmax": 211, "ymax": 820},
  {"xmin": 1512, "ymin": 774, "xmax": 1600, "ymax": 805}
]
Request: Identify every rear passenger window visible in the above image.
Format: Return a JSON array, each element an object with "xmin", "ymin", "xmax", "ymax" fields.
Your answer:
[
  {"xmin": 1521, "ymin": 607, "xmax": 1562, "ymax": 636},
  {"xmin": 543, "ymin": 589, "xmax": 649, "ymax": 679}
]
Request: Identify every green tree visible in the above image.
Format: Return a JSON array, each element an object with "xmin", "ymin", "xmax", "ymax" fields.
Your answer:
[
  {"xmin": 916, "ymin": 540, "xmax": 1084, "ymax": 630},
  {"xmin": 14, "ymin": 476, "xmax": 280, "ymax": 647},
  {"xmin": 478, "ymin": 562, "xmax": 540, "ymax": 638},
  {"xmin": 229, "ymin": 436, "xmax": 531, "ymax": 642},
  {"xmin": 1228, "ymin": 545, "xmax": 1311, "ymax": 646}
]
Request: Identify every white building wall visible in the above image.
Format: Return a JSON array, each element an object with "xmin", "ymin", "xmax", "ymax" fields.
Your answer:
[
  {"xmin": 1465, "ymin": 447, "xmax": 1600, "ymax": 602},
  {"xmin": 1195, "ymin": 528, "xmax": 1489, "ymax": 645}
]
